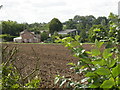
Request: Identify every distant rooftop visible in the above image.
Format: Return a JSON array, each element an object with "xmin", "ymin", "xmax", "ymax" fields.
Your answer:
[
  {"xmin": 58, "ymin": 29, "xmax": 77, "ymax": 34},
  {"xmin": 20, "ymin": 29, "xmax": 35, "ymax": 35}
]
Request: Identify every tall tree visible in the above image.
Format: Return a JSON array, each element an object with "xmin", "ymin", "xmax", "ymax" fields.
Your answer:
[
  {"xmin": 65, "ymin": 19, "xmax": 76, "ymax": 29},
  {"xmin": 49, "ymin": 18, "xmax": 63, "ymax": 34},
  {"xmin": 2, "ymin": 20, "xmax": 25, "ymax": 36},
  {"xmin": 94, "ymin": 16, "xmax": 108, "ymax": 25}
]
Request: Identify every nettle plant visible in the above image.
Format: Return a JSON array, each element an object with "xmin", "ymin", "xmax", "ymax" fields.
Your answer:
[{"xmin": 55, "ymin": 36, "xmax": 120, "ymax": 89}]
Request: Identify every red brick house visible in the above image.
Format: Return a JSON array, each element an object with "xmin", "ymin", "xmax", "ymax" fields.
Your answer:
[{"xmin": 13, "ymin": 30, "xmax": 41, "ymax": 43}]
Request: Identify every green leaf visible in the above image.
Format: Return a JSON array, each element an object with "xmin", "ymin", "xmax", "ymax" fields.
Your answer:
[
  {"xmin": 71, "ymin": 41, "xmax": 80, "ymax": 47},
  {"xmin": 67, "ymin": 63, "xmax": 75, "ymax": 66},
  {"xmin": 93, "ymin": 28, "xmax": 101, "ymax": 32},
  {"xmin": 95, "ymin": 67, "xmax": 110, "ymax": 75},
  {"xmin": 103, "ymin": 48, "xmax": 113, "ymax": 59},
  {"xmin": 100, "ymin": 78, "xmax": 115, "ymax": 88},
  {"xmin": 86, "ymin": 51, "xmax": 91, "ymax": 54},
  {"xmin": 54, "ymin": 36, "xmax": 61, "ymax": 42},
  {"xmin": 95, "ymin": 39, "xmax": 104, "ymax": 48},
  {"xmin": 91, "ymin": 49, "xmax": 101, "ymax": 56},
  {"xmin": 107, "ymin": 59, "xmax": 116, "ymax": 68},
  {"xmin": 89, "ymin": 84, "xmax": 99, "ymax": 88},
  {"xmin": 116, "ymin": 76, "xmax": 120, "ymax": 85},
  {"xmin": 62, "ymin": 37, "xmax": 74, "ymax": 43},
  {"xmin": 11, "ymin": 84, "xmax": 19, "ymax": 88},
  {"xmin": 85, "ymin": 72, "xmax": 96, "ymax": 77},
  {"xmin": 112, "ymin": 65, "xmax": 119, "ymax": 78},
  {"xmin": 89, "ymin": 84, "xmax": 98, "ymax": 88},
  {"xmin": 75, "ymin": 35, "xmax": 80, "ymax": 41},
  {"xmin": 92, "ymin": 59, "xmax": 106, "ymax": 66}
]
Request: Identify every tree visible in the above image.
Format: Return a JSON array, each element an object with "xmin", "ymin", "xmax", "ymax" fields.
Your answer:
[
  {"xmin": 2, "ymin": 20, "xmax": 25, "ymax": 36},
  {"xmin": 49, "ymin": 18, "xmax": 63, "ymax": 34},
  {"xmin": 94, "ymin": 16, "xmax": 108, "ymax": 25},
  {"xmin": 41, "ymin": 31, "xmax": 49, "ymax": 42},
  {"xmin": 2, "ymin": 20, "xmax": 26, "ymax": 41},
  {"xmin": 65, "ymin": 19, "xmax": 76, "ymax": 29},
  {"xmin": 88, "ymin": 25, "xmax": 108, "ymax": 42}
]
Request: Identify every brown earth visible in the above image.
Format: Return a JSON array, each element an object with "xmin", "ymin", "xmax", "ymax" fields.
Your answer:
[{"xmin": 2, "ymin": 43, "xmax": 105, "ymax": 88}]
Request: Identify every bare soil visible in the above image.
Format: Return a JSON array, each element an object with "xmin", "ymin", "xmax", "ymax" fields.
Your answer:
[{"xmin": 2, "ymin": 43, "xmax": 105, "ymax": 88}]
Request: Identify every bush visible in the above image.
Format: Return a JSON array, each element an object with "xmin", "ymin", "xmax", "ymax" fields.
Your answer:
[
  {"xmin": 55, "ymin": 36, "xmax": 120, "ymax": 89},
  {"xmin": 0, "ymin": 34, "xmax": 17, "ymax": 42},
  {"xmin": 54, "ymin": 13, "xmax": 120, "ymax": 89},
  {"xmin": 40, "ymin": 31, "xmax": 49, "ymax": 42},
  {"xmin": 1, "ymin": 46, "xmax": 41, "ymax": 89}
]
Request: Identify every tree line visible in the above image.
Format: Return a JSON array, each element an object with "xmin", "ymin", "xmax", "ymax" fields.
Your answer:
[{"xmin": 1, "ymin": 13, "xmax": 120, "ymax": 42}]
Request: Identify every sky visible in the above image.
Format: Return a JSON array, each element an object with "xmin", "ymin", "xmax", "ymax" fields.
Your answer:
[{"xmin": 0, "ymin": 0, "xmax": 120, "ymax": 24}]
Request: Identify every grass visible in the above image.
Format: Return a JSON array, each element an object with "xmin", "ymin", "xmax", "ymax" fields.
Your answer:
[
  {"xmin": 1, "ymin": 42, "xmax": 62, "ymax": 45},
  {"xmin": 1, "ymin": 42, "xmax": 96, "ymax": 46},
  {"xmin": 82, "ymin": 43, "xmax": 94, "ymax": 44}
]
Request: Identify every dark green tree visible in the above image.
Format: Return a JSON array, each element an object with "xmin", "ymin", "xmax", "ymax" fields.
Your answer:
[
  {"xmin": 94, "ymin": 16, "xmax": 108, "ymax": 25},
  {"xmin": 2, "ymin": 20, "xmax": 26, "ymax": 41},
  {"xmin": 65, "ymin": 19, "xmax": 76, "ymax": 29},
  {"xmin": 49, "ymin": 18, "xmax": 63, "ymax": 34},
  {"xmin": 41, "ymin": 31, "xmax": 49, "ymax": 42},
  {"xmin": 2, "ymin": 20, "xmax": 25, "ymax": 36}
]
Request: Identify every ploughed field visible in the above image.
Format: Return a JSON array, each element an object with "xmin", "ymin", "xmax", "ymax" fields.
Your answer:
[{"xmin": 2, "ymin": 43, "xmax": 105, "ymax": 88}]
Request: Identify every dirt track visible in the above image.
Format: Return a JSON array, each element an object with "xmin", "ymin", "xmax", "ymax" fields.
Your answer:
[{"xmin": 2, "ymin": 43, "xmax": 102, "ymax": 88}]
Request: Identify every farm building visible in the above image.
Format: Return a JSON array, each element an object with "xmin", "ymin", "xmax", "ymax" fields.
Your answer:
[
  {"xmin": 57, "ymin": 29, "xmax": 80, "ymax": 35},
  {"xmin": 13, "ymin": 30, "xmax": 41, "ymax": 43}
]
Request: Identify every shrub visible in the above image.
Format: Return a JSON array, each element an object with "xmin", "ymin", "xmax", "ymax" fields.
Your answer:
[
  {"xmin": 1, "ymin": 46, "xmax": 41, "ymax": 89},
  {"xmin": 54, "ymin": 13, "xmax": 120, "ymax": 89},
  {"xmin": 55, "ymin": 36, "xmax": 120, "ymax": 89}
]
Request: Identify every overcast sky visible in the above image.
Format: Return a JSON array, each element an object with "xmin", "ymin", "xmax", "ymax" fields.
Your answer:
[{"xmin": 0, "ymin": 0, "xmax": 120, "ymax": 24}]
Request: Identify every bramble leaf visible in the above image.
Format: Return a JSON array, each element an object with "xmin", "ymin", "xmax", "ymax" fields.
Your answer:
[
  {"xmin": 103, "ymin": 48, "xmax": 113, "ymax": 59},
  {"xmin": 95, "ymin": 67, "xmax": 110, "ymax": 75},
  {"xmin": 67, "ymin": 63, "xmax": 76, "ymax": 66},
  {"xmin": 107, "ymin": 59, "xmax": 116, "ymax": 68},
  {"xmin": 112, "ymin": 65, "xmax": 119, "ymax": 78},
  {"xmin": 75, "ymin": 35, "xmax": 80, "ymax": 41},
  {"xmin": 85, "ymin": 72, "xmax": 96, "ymax": 77},
  {"xmin": 71, "ymin": 41, "xmax": 80, "ymax": 47},
  {"xmin": 91, "ymin": 49, "xmax": 101, "ymax": 56},
  {"xmin": 95, "ymin": 39, "xmax": 104, "ymax": 49},
  {"xmin": 92, "ymin": 59, "xmax": 106, "ymax": 66},
  {"xmin": 100, "ymin": 78, "xmax": 115, "ymax": 88}
]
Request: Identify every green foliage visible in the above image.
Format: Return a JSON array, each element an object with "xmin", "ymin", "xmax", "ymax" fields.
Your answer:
[
  {"xmin": 28, "ymin": 22, "xmax": 49, "ymax": 33},
  {"xmin": 88, "ymin": 25, "xmax": 108, "ymax": 42},
  {"xmin": 54, "ymin": 13, "xmax": 120, "ymax": 89},
  {"xmin": 0, "ymin": 34, "xmax": 16, "ymax": 41},
  {"xmin": 55, "ymin": 37, "xmax": 119, "ymax": 88},
  {"xmin": 41, "ymin": 31, "xmax": 49, "ymax": 42},
  {"xmin": 49, "ymin": 18, "xmax": 63, "ymax": 34},
  {"xmin": 2, "ymin": 20, "xmax": 25, "ymax": 36},
  {"xmin": 100, "ymin": 78, "xmax": 115, "ymax": 88},
  {"xmin": 65, "ymin": 19, "xmax": 77, "ymax": 29}
]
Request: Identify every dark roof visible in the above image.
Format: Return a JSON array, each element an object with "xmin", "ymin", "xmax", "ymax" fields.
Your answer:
[
  {"xmin": 58, "ymin": 29, "xmax": 77, "ymax": 34},
  {"xmin": 20, "ymin": 29, "xmax": 35, "ymax": 35}
]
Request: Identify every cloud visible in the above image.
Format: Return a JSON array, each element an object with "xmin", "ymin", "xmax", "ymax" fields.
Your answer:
[
  {"xmin": 32, "ymin": 1, "xmax": 66, "ymax": 8},
  {"xmin": 0, "ymin": 0, "xmax": 120, "ymax": 23}
]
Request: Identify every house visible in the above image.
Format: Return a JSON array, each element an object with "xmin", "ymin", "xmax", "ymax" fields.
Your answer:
[
  {"xmin": 57, "ymin": 29, "xmax": 80, "ymax": 35},
  {"xmin": 13, "ymin": 30, "xmax": 41, "ymax": 43}
]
